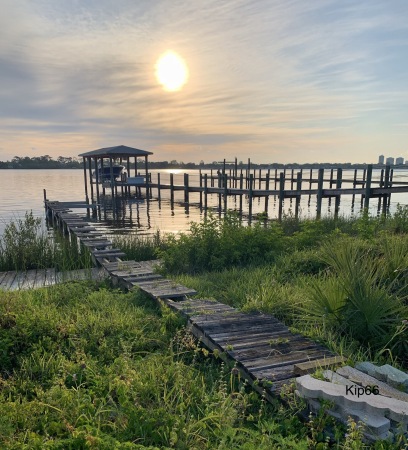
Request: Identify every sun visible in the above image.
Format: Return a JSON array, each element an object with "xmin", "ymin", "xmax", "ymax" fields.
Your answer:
[{"xmin": 155, "ymin": 51, "xmax": 189, "ymax": 92}]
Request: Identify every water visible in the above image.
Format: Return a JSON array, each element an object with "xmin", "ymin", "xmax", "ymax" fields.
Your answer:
[{"xmin": 1, "ymin": 168, "xmax": 408, "ymax": 237}]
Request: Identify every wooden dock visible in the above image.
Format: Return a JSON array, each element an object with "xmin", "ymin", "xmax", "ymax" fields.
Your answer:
[
  {"xmin": 0, "ymin": 267, "xmax": 107, "ymax": 291},
  {"xmin": 148, "ymin": 164, "xmax": 408, "ymax": 220},
  {"xmin": 43, "ymin": 199, "xmax": 347, "ymax": 396}
]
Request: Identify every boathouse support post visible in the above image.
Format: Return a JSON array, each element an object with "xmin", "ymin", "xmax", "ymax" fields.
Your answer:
[
  {"xmin": 382, "ymin": 165, "xmax": 391, "ymax": 215},
  {"xmin": 109, "ymin": 157, "xmax": 115, "ymax": 199},
  {"xmin": 364, "ymin": 164, "xmax": 373, "ymax": 210},
  {"xmin": 157, "ymin": 173, "xmax": 161, "ymax": 201},
  {"xmin": 278, "ymin": 172, "xmax": 284, "ymax": 221},
  {"xmin": 145, "ymin": 155, "xmax": 149, "ymax": 198},
  {"xmin": 87, "ymin": 157, "xmax": 94, "ymax": 204},
  {"xmin": 82, "ymin": 157, "xmax": 89, "ymax": 203},
  {"xmin": 388, "ymin": 168, "xmax": 394, "ymax": 208},
  {"xmin": 316, "ymin": 168, "xmax": 324, "ymax": 218}
]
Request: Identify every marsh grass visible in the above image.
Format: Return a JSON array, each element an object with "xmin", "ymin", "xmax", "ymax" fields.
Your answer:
[{"xmin": 0, "ymin": 211, "xmax": 93, "ymax": 272}]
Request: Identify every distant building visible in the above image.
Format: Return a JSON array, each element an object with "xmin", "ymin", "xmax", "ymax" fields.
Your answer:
[
  {"xmin": 386, "ymin": 157, "xmax": 395, "ymax": 165},
  {"xmin": 378, "ymin": 154, "xmax": 384, "ymax": 164},
  {"xmin": 396, "ymin": 157, "xmax": 404, "ymax": 165}
]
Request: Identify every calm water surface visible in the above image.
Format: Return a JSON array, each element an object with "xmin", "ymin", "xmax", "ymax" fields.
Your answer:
[{"xmin": 1, "ymin": 169, "xmax": 408, "ymax": 237}]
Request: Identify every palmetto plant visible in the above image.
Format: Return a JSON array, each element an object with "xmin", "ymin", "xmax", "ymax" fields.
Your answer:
[{"xmin": 303, "ymin": 238, "xmax": 406, "ymax": 352}]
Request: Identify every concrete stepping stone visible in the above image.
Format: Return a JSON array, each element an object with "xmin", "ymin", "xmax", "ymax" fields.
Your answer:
[
  {"xmin": 337, "ymin": 366, "xmax": 408, "ymax": 403},
  {"xmin": 296, "ymin": 374, "xmax": 408, "ymax": 434},
  {"xmin": 356, "ymin": 362, "xmax": 408, "ymax": 392}
]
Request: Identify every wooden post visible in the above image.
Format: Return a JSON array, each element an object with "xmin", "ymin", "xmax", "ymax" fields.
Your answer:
[
  {"xmin": 248, "ymin": 174, "xmax": 253, "ymax": 223},
  {"xmin": 316, "ymin": 168, "xmax": 324, "ymax": 218},
  {"xmin": 157, "ymin": 173, "xmax": 161, "ymax": 201},
  {"xmin": 87, "ymin": 157, "xmax": 94, "ymax": 203},
  {"xmin": 82, "ymin": 157, "xmax": 89, "ymax": 203},
  {"xmin": 360, "ymin": 168, "xmax": 367, "ymax": 208},
  {"xmin": 329, "ymin": 168, "xmax": 334, "ymax": 188},
  {"xmin": 218, "ymin": 171, "xmax": 222, "ymax": 210},
  {"xmin": 126, "ymin": 157, "xmax": 131, "ymax": 196},
  {"xmin": 378, "ymin": 168, "xmax": 384, "ymax": 212},
  {"xmin": 204, "ymin": 174, "xmax": 208, "ymax": 209},
  {"xmin": 184, "ymin": 173, "xmax": 189, "ymax": 204},
  {"xmin": 170, "ymin": 173, "xmax": 174, "ymax": 206},
  {"xmin": 278, "ymin": 172, "xmax": 284, "ymax": 221},
  {"xmin": 211, "ymin": 169, "xmax": 214, "ymax": 187},
  {"xmin": 363, "ymin": 164, "xmax": 373, "ymax": 210},
  {"xmin": 234, "ymin": 157, "xmax": 238, "ymax": 188},
  {"xmin": 274, "ymin": 169, "xmax": 278, "ymax": 190},
  {"xmin": 388, "ymin": 168, "xmax": 394, "ymax": 208},
  {"xmin": 295, "ymin": 172, "xmax": 302, "ymax": 218},
  {"xmin": 264, "ymin": 169, "xmax": 270, "ymax": 213},
  {"xmin": 239, "ymin": 172, "xmax": 244, "ymax": 213},
  {"xmin": 94, "ymin": 158, "xmax": 100, "ymax": 206},
  {"xmin": 223, "ymin": 173, "xmax": 228, "ymax": 211},
  {"xmin": 199, "ymin": 169, "xmax": 202, "ymax": 207},
  {"xmin": 258, "ymin": 168, "xmax": 262, "ymax": 189},
  {"xmin": 334, "ymin": 168, "xmax": 342, "ymax": 217},
  {"xmin": 291, "ymin": 169, "xmax": 294, "ymax": 190},
  {"xmin": 109, "ymin": 157, "xmax": 114, "ymax": 198},
  {"xmin": 382, "ymin": 165, "xmax": 391, "ymax": 215}
]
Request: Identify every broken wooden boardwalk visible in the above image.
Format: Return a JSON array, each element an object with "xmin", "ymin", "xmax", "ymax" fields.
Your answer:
[
  {"xmin": 0, "ymin": 267, "xmax": 107, "ymax": 291},
  {"xmin": 44, "ymin": 199, "xmax": 346, "ymax": 396}
]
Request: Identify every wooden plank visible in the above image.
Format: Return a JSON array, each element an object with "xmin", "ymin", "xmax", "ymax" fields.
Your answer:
[
  {"xmin": 74, "ymin": 232, "xmax": 104, "ymax": 238},
  {"xmin": 8, "ymin": 271, "xmax": 28, "ymax": 290},
  {"xmin": 92, "ymin": 248, "xmax": 125, "ymax": 256},
  {"xmin": 0, "ymin": 271, "xmax": 17, "ymax": 290},
  {"xmin": 44, "ymin": 268, "xmax": 56, "ymax": 286},
  {"xmin": 32, "ymin": 269, "xmax": 47, "ymax": 289},
  {"xmin": 22, "ymin": 269, "xmax": 38, "ymax": 289},
  {"xmin": 0, "ymin": 271, "xmax": 9, "ymax": 285},
  {"xmin": 293, "ymin": 356, "xmax": 347, "ymax": 375},
  {"xmin": 70, "ymin": 226, "xmax": 97, "ymax": 232}
]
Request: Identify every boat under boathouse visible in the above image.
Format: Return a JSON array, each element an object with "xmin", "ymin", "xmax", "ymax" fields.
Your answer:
[{"xmin": 79, "ymin": 145, "xmax": 153, "ymax": 204}]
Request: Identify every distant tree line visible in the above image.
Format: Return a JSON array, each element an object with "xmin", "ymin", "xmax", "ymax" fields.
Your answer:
[
  {"xmin": 0, "ymin": 155, "xmax": 82, "ymax": 169},
  {"xmin": 0, "ymin": 155, "xmax": 393, "ymax": 170}
]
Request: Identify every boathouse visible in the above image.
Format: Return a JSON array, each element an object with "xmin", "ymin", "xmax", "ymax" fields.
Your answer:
[{"xmin": 79, "ymin": 145, "xmax": 153, "ymax": 204}]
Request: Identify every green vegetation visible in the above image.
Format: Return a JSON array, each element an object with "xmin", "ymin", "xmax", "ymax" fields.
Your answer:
[
  {"xmin": 0, "ymin": 212, "xmax": 92, "ymax": 272},
  {"xmin": 0, "ymin": 281, "xmax": 316, "ymax": 449},
  {"xmin": 142, "ymin": 208, "xmax": 408, "ymax": 367},
  {"xmin": 2, "ymin": 208, "xmax": 408, "ymax": 447}
]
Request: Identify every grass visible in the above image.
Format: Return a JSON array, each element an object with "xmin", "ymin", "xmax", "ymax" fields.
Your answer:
[
  {"xmin": 0, "ymin": 281, "xmax": 320, "ymax": 449},
  {"xmin": 0, "ymin": 211, "xmax": 93, "ymax": 272}
]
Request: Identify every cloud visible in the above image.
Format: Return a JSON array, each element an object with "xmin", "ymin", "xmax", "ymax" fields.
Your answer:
[{"xmin": 0, "ymin": 0, "xmax": 407, "ymax": 163}]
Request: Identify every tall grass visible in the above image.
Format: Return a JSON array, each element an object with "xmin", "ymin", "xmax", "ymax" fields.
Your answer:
[
  {"xmin": 0, "ymin": 211, "xmax": 93, "ymax": 271},
  {"xmin": 0, "ymin": 283, "xmax": 317, "ymax": 449}
]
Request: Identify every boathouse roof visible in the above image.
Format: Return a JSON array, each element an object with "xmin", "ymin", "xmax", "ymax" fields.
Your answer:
[{"xmin": 78, "ymin": 145, "xmax": 153, "ymax": 158}]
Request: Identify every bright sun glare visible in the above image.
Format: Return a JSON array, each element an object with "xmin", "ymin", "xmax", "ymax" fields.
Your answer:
[{"xmin": 155, "ymin": 51, "xmax": 189, "ymax": 92}]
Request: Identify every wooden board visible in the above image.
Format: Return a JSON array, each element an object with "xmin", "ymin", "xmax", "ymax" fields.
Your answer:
[
  {"xmin": 293, "ymin": 356, "xmax": 347, "ymax": 375},
  {"xmin": 0, "ymin": 272, "xmax": 17, "ymax": 290}
]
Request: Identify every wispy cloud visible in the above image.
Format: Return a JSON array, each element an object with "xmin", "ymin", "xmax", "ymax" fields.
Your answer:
[{"xmin": 0, "ymin": 0, "xmax": 407, "ymax": 162}]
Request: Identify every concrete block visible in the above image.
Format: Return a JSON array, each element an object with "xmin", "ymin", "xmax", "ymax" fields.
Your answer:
[
  {"xmin": 304, "ymin": 395, "xmax": 391, "ymax": 438},
  {"xmin": 377, "ymin": 365, "xmax": 408, "ymax": 391},
  {"xmin": 336, "ymin": 366, "xmax": 408, "ymax": 403},
  {"xmin": 296, "ymin": 375, "xmax": 408, "ymax": 429},
  {"xmin": 355, "ymin": 361, "xmax": 378, "ymax": 378}
]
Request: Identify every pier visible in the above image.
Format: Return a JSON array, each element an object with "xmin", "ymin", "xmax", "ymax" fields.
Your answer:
[
  {"xmin": 43, "ymin": 199, "xmax": 346, "ymax": 397},
  {"xmin": 148, "ymin": 163, "xmax": 408, "ymax": 220}
]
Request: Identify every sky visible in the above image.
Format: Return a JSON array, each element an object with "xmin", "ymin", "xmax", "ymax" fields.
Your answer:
[{"xmin": 1, "ymin": 0, "xmax": 408, "ymax": 164}]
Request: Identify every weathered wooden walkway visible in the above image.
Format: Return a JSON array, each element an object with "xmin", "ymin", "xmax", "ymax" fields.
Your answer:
[
  {"xmin": 44, "ymin": 199, "xmax": 346, "ymax": 395},
  {"xmin": 0, "ymin": 267, "xmax": 106, "ymax": 291}
]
